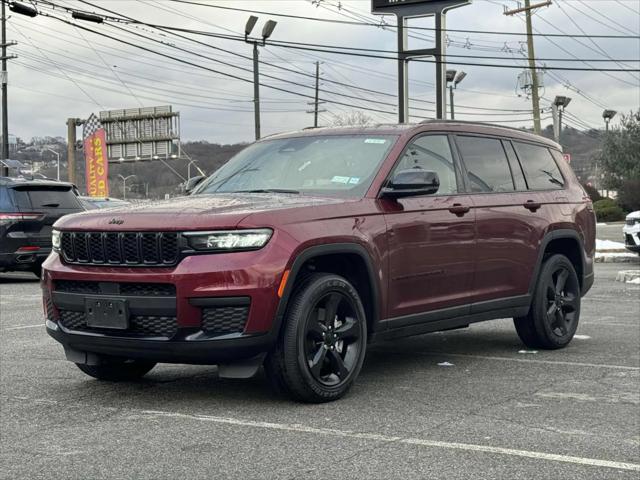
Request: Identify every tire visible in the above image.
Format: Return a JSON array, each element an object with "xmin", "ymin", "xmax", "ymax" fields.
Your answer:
[
  {"xmin": 76, "ymin": 360, "xmax": 156, "ymax": 381},
  {"xmin": 264, "ymin": 273, "xmax": 368, "ymax": 403},
  {"xmin": 514, "ymin": 254, "xmax": 581, "ymax": 350},
  {"xmin": 31, "ymin": 267, "xmax": 42, "ymax": 279}
]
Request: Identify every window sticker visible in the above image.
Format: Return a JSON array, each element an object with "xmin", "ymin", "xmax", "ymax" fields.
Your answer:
[
  {"xmin": 364, "ymin": 138, "xmax": 387, "ymax": 144},
  {"xmin": 331, "ymin": 176, "xmax": 350, "ymax": 184},
  {"xmin": 348, "ymin": 177, "xmax": 360, "ymax": 184}
]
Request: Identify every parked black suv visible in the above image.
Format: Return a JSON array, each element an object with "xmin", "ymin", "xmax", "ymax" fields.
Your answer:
[{"xmin": 1, "ymin": 177, "xmax": 84, "ymax": 277}]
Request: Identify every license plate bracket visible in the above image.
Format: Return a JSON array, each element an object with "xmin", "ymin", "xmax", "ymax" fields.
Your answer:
[{"xmin": 85, "ymin": 297, "xmax": 129, "ymax": 330}]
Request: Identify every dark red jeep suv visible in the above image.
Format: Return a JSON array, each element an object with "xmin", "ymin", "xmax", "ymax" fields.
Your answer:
[{"xmin": 42, "ymin": 121, "xmax": 595, "ymax": 402}]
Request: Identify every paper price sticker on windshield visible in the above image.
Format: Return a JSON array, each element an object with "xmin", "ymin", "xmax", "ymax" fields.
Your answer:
[
  {"xmin": 331, "ymin": 176, "xmax": 351, "ymax": 184},
  {"xmin": 364, "ymin": 138, "xmax": 387, "ymax": 144}
]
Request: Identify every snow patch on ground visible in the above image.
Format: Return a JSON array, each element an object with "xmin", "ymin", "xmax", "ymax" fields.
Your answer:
[{"xmin": 596, "ymin": 239, "xmax": 626, "ymax": 251}]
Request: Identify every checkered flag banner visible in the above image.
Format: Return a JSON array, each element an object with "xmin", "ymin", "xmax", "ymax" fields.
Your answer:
[{"xmin": 83, "ymin": 113, "xmax": 103, "ymax": 140}]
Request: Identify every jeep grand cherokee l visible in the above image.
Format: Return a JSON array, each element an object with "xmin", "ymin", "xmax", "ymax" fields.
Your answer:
[
  {"xmin": 1, "ymin": 178, "xmax": 84, "ymax": 277},
  {"xmin": 42, "ymin": 121, "xmax": 595, "ymax": 403}
]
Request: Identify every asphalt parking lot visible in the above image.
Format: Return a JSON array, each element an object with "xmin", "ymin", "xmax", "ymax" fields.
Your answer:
[{"xmin": 1, "ymin": 262, "xmax": 639, "ymax": 479}]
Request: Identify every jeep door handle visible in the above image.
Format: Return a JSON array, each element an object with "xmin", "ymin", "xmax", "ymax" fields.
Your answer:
[
  {"xmin": 524, "ymin": 200, "xmax": 541, "ymax": 212},
  {"xmin": 448, "ymin": 204, "xmax": 471, "ymax": 216}
]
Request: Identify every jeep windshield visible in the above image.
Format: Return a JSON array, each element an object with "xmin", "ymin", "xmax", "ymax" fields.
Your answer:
[{"xmin": 193, "ymin": 134, "xmax": 397, "ymax": 198}]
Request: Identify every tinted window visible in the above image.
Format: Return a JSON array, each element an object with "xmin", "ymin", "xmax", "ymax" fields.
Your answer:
[
  {"xmin": 456, "ymin": 136, "xmax": 515, "ymax": 192},
  {"xmin": 0, "ymin": 187, "xmax": 16, "ymax": 211},
  {"xmin": 503, "ymin": 141, "xmax": 528, "ymax": 190},
  {"xmin": 14, "ymin": 187, "xmax": 81, "ymax": 210},
  {"xmin": 393, "ymin": 135, "xmax": 458, "ymax": 195},
  {"xmin": 196, "ymin": 135, "xmax": 397, "ymax": 198},
  {"xmin": 514, "ymin": 142, "xmax": 565, "ymax": 190}
]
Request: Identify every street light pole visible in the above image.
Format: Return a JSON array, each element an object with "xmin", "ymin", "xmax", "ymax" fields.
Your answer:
[
  {"xmin": 245, "ymin": 16, "xmax": 277, "ymax": 141},
  {"xmin": 446, "ymin": 70, "xmax": 466, "ymax": 120},
  {"xmin": 603, "ymin": 110, "xmax": 617, "ymax": 133},
  {"xmin": 118, "ymin": 174, "xmax": 136, "ymax": 200},
  {"xmin": 44, "ymin": 148, "xmax": 60, "ymax": 180},
  {"xmin": 252, "ymin": 41, "xmax": 260, "ymax": 141}
]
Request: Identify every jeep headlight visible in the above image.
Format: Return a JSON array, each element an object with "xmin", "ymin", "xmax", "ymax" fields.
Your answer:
[
  {"xmin": 52, "ymin": 229, "xmax": 61, "ymax": 250},
  {"xmin": 184, "ymin": 229, "xmax": 272, "ymax": 252}
]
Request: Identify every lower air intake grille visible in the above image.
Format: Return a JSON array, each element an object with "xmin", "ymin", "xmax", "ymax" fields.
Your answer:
[
  {"xmin": 58, "ymin": 310, "xmax": 178, "ymax": 338},
  {"xmin": 201, "ymin": 306, "xmax": 249, "ymax": 334}
]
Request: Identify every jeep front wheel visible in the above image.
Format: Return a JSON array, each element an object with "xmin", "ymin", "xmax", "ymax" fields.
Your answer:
[{"xmin": 265, "ymin": 273, "xmax": 367, "ymax": 403}]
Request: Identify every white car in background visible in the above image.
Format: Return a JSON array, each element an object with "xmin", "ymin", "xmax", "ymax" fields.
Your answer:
[{"xmin": 623, "ymin": 211, "xmax": 640, "ymax": 255}]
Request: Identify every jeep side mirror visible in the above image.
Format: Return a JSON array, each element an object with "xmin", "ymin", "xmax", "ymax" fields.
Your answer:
[
  {"xmin": 185, "ymin": 175, "xmax": 206, "ymax": 194},
  {"xmin": 381, "ymin": 169, "xmax": 440, "ymax": 198}
]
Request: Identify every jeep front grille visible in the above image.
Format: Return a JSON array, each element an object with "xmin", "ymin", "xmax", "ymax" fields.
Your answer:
[{"xmin": 59, "ymin": 232, "xmax": 179, "ymax": 266}]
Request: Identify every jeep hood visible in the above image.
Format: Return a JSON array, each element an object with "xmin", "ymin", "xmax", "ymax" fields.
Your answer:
[{"xmin": 55, "ymin": 193, "xmax": 347, "ymax": 231}]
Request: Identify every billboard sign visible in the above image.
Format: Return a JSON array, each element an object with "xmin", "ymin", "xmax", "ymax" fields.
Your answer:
[
  {"xmin": 99, "ymin": 106, "xmax": 180, "ymax": 162},
  {"xmin": 82, "ymin": 114, "xmax": 109, "ymax": 197},
  {"xmin": 372, "ymin": 0, "xmax": 469, "ymax": 13}
]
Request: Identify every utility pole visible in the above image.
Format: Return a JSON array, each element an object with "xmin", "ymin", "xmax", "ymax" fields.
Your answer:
[
  {"xmin": 1, "ymin": 0, "xmax": 11, "ymax": 175},
  {"xmin": 504, "ymin": 0, "xmax": 551, "ymax": 135},
  {"xmin": 313, "ymin": 61, "xmax": 320, "ymax": 127},
  {"xmin": 306, "ymin": 61, "xmax": 326, "ymax": 127}
]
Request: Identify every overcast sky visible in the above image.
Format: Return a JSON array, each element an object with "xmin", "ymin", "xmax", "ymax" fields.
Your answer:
[{"xmin": 5, "ymin": 0, "xmax": 640, "ymax": 144}]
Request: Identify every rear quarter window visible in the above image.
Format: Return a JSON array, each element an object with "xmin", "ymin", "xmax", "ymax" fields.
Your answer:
[
  {"xmin": 0, "ymin": 187, "xmax": 16, "ymax": 211},
  {"xmin": 14, "ymin": 187, "xmax": 82, "ymax": 210},
  {"xmin": 514, "ymin": 142, "xmax": 565, "ymax": 190}
]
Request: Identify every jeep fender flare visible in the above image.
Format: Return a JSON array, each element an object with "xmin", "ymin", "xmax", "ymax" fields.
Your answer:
[
  {"xmin": 272, "ymin": 243, "xmax": 381, "ymax": 337},
  {"xmin": 529, "ymin": 228, "xmax": 591, "ymax": 296}
]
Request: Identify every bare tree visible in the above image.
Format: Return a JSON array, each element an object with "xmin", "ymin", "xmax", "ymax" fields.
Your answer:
[{"xmin": 330, "ymin": 111, "xmax": 374, "ymax": 127}]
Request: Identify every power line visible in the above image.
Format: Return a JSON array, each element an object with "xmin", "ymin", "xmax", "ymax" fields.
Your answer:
[
  {"xmin": 164, "ymin": 0, "xmax": 640, "ymax": 39},
  {"xmin": 29, "ymin": 1, "xmax": 640, "ymax": 73}
]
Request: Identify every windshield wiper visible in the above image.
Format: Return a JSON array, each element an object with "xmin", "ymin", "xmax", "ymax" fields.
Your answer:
[{"xmin": 235, "ymin": 188, "xmax": 300, "ymax": 194}]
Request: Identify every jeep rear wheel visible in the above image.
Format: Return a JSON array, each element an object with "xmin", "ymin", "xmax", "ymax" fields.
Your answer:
[
  {"xmin": 265, "ymin": 273, "xmax": 367, "ymax": 403},
  {"xmin": 76, "ymin": 360, "xmax": 156, "ymax": 381},
  {"xmin": 514, "ymin": 254, "xmax": 581, "ymax": 349}
]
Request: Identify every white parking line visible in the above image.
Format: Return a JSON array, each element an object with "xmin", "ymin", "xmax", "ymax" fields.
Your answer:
[
  {"xmin": 139, "ymin": 410, "xmax": 640, "ymax": 472},
  {"xmin": 1, "ymin": 324, "xmax": 43, "ymax": 331},
  {"xmin": 381, "ymin": 351, "xmax": 640, "ymax": 371},
  {"xmin": 4, "ymin": 395, "xmax": 640, "ymax": 472}
]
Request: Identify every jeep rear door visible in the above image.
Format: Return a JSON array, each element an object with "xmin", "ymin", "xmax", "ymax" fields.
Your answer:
[
  {"xmin": 380, "ymin": 134, "xmax": 476, "ymax": 320},
  {"xmin": 454, "ymin": 135, "xmax": 548, "ymax": 306}
]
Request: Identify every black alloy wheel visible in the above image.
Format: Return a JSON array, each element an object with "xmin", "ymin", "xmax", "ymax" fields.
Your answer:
[
  {"xmin": 544, "ymin": 265, "xmax": 580, "ymax": 338},
  {"xmin": 514, "ymin": 254, "xmax": 581, "ymax": 349},
  {"xmin": 304, "ymin": 291, "xmax": 364, "ymax": 386}
]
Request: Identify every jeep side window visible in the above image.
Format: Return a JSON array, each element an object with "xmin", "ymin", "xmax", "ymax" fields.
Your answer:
[
  {"xmin": 393, "ymin": 135, "xmax": 458, "ymax": 195},
  {"xmin": 456, "ymin": 136, "xmax": 516, "ymax": 193},
  {"xmin": 513, "ymin": 142, "xmax": 565, "ymax": 190}
]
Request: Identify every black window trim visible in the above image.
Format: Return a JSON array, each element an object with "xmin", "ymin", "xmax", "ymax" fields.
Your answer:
[
  {"xmin": 376, "ymin": 131, "xmax": 466, "ymax": 199},
  {"xmin": 501, "ymin": 139, "xmax": 530, "ymax": 191}
]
